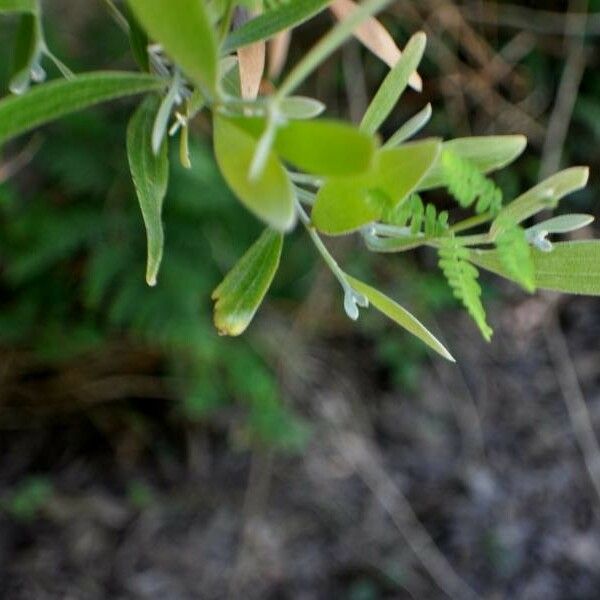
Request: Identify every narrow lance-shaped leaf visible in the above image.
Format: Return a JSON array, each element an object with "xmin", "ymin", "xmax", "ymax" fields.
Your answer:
[
  {"xmin": 222, "ymin": 0, "xmax": 330, "ymax": 53},
  {"xmin": 360, "ymin": 32, "xmax": 426, "ymax": 135},
  {"xmin": 213, "ymin": 115, "xmax": 296, "ymax": 232},
  {"xmin": 490, "ymin": 167, "xmax": 590, "ymax": 239},
  {"xmin": 346, "ymin": 276, "xmax": 455, "ymax": 362},
  {"xmin": 212, "ymin": 228, "xmax": 283, "ymax": 336},
  {"xmin": 470, "ymin": 241, "xmax": 600, "ymax": 296},
  {"xmin": 527, "ymin": 214, "xmax": 594, "ymax": 236},
  {"xmin": 525, "ymin": 213, "xmax": 594, "ymax": 252},
  {"xmin": 384, "ymin": 103, "xmax": 432, "ymax": 148},
  {"xmin": 418, "ymin": 135, "xmax": 527, "ymax": 191},
  {"xmin": 0, "ymin": 71, "xmax": 163, "ymax": 147},
  {"xmin": 127, "ymin": 0, "xmax": 218, "ymax": 95},
  {"xmin": 279, "ymin": 96, "xmax": 325, "ymax": 120},
  {"xmin": 127, "ymin": 95, "xmax": 169, "ymax": 287}
]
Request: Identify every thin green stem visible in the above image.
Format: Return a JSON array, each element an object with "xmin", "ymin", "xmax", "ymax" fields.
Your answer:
[
  {"xmin": 294, "ymin": 186, "xmax": 316, "ymax": 206},
  {"xmin": 101, "ymin": 0, "xmax": 129, "ymax": 32},
  {"xmin": 449, "ymin": 212, "xmax": 494, "ymax": 234},
  {"xmin": 43, "ymin": 47, "xmax": 74, "ymax": 79},
  {"xmin": 275, "ymin": 0, "xmax": 392, "ymax": 101},
  {"xmin": 297, "ymin": 202, "xmax": 348, "ymax": 289},
  {"xmin": 454, "ymin": 233, "xmax": 493, "ymax": 246}
]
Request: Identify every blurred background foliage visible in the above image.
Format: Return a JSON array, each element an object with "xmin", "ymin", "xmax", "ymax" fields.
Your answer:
[{"xmin": 1, "ymin": 2, "xmax": 600, "ymax": 597}]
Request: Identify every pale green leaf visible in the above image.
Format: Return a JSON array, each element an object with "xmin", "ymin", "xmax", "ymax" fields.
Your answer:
[
  {"xmin": 527, "ymin": 214, "xmax": 594, "ymax": 236},
  {"xmin": 127, "ymin": 95, "xmax": 169, "ymax": 287},
  {"xmin": 222, "ymin": 0, "xmax": 330, "ymax": 53},
  {"xmin": 384, "ymin": 103, "xmax": 432, "ymax": 148},
  {"xmin": 418, "ymin": 135, "xmax": 527, "ymax": 191},
  {"xmin": 490, "ymin": 167, "xmax": 590, "ymax": 239},
  {"xmin": 312, "ymin": 139, "xmax": 441, "ymax": 235},
  {"xmin": 213, "ymin": 115, "xmax": 296, "ymax": 232},
  {"xmin": 127, "ymin": 0, "xmax": 218, "ymax": 94},
  {"xmin": 280, "ymin": 96, "xmax": 326, "ymax": 120},
  {"xmin": 470, "ymin": 241, "xmax": 600, "ymax": 295},
  {"xmin": 0, "ymin": 71, "xmax": 163, "ymax": 147},
  {"xmin": 360, "ymin": 32, "xmax": 426, "ymax": 135},
  {"xmin": 212, "ymin": 228, "xmax": 283, "ymax": 336},
  {"xmin": 346, "ymin": 276, "xmax": 455, "ymax": 361}
]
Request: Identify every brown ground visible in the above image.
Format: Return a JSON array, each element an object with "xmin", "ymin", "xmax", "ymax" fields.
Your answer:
[{"xmin": 1, "ymin": 291, "xmax": 600, "ymax": 600}]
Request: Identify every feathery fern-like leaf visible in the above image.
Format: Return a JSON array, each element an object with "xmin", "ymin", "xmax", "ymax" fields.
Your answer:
[
  {"xmin": 438, "ymin": 237, "xmax": 493, "ymax": 341},
  {"xmin": 495, "ymin": 220, "xmax": 536, "ymax": 293},
  {"xmin": 382, "ymin": 194, "xmax": 448, "ymax": 237},
  {"xmin": 442, "ymin": 150, "xmax": 502, "ymax": 215}
]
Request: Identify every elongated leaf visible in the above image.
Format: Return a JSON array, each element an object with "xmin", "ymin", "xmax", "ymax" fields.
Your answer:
[
  {"xmin": 222, "ymin": 0, "xmax": 330, "ymax": 53},
  {"xmin": 0, "ymin": 71, "xmax": 162, "ymax": 147},
  {"xmin": 347, "ymin": 276, "xmax": 454, "ymax": 361},
  {"xmin": 527, "ymin": 214, "xmax": 594, "ymax": 236},
  {"xmin": 312, "ymin": 139, "xmax": 441, "ymax": 235},
  {"xmin": 228, "ymin": 116, "xmax": 376, "ymax": 176},
  {"xmin": 212, "ymin": 228, "xmax": 283, "ymax": 336},
  {"xmin": 213, "ymin": 115, "xmax": 296, "ymax": 232},
  {"xmin": 280, "ymin": 96, "xmax": 325, "ymax": 120},
  {"xmin": 127, "ymin": 0, "xmax": 218, "ymax": 94},
  {"xmin": 360, "ymin": 32, "xmax": 426, "ymax": 135},
  {"xmin": 490, "ymin": 167, "xmax": 590, "ymax": 239},
  {"xmin": 0, "ymin": 0, "xmax": 38, "ymax": 13},
  {"xmin": 418, "ymin": 135, "xmax": 527, "ymax": 190},
  {"xmin": 470, "ymin": 241, "xmax": 600, "ymax": 295},
  {"xmin": 384, "ymin": 103, "xmax": 432, "ymax": 148},
  {"xmin": 127, "ymin": 95, "xmax": 169, "ymax": 287}
]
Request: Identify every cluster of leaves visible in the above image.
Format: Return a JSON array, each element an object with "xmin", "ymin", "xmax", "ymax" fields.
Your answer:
[{"xmin": 0, "ymin": 0, "xmax": 599, "ymax": 365}]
